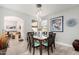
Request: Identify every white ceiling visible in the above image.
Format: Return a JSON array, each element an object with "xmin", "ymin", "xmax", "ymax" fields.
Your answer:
[{"xmin": 0, "ymin": 4, "xmax": 79, "ymax": 17}]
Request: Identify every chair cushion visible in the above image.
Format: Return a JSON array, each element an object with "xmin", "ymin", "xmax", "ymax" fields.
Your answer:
[
  {"xmin": 34, "ymin": 41, "xmax": 40, "ymax": 47},
  {"xmin": 42, "ymin": 41, "xmax": 48, "ymax": 46}
]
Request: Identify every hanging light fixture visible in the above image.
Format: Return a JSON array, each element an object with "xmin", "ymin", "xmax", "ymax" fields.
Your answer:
[
  {"xmin": 35, "ymin": 4, "xmax": 48, "ymax": 37},
  {"xmin": 36, "ymin": 4, "xmax": 42, "ymax": 31},
  {"xmin": 36, "ymin": 4, "xmax": 42, "ymax": 8},
  {"xmin": 36, "ymin": 4, "xmax": 42, "ymax": 21},
  {"xmin": 35, "ymin": 4, "xmax": 43, "ymax": 37}
]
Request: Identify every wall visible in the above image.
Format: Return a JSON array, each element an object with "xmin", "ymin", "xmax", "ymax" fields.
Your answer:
[
  {"xmin": 0, "ymin": 7, "xmax": 33, "ymax": 39},
  {"xmin": 44, "ymin": 6, "xmax": 79, "ymax": 46}
]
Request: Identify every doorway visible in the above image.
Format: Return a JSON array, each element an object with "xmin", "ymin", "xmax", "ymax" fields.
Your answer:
[{"xmin": 4, "ymin": 16, "xmax": 24, "ymax": 40}]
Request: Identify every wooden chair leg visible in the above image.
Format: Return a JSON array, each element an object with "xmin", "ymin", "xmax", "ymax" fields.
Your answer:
[
  {"xmin": 53, "ymin": 43, "xmax": 56, "ymax": 49},
  {"xmin": 27, "ymin": 43, "xmax": 29, "ymax": 49},
  {"xmin": 47, "ymin": 47, "xmax": 49, "ymax": 55},
  {"xmin": 33, "ymin": 47, "xmax": 35, "ymax": 55},
  {"xmin": 40, "ymin": 46, "xmax": 42, "ymax": 55},
  {"xmin": 27, "ymin": 38, "xmax": 28, "ymax": 42},
  {"xmin": 29, "ymin": 47, "xmax": 31, "ymax": 53},
  {"xmin": 29, "ymin": 44, "xmax": 31, "ymax": 53},
  {"xmin": 51, "ymin": 45, "xmax": 53, "ymax": 53}
]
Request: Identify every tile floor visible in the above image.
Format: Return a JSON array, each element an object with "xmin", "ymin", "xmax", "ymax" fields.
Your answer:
[{"xmin": 5, "ymin": 39, "xmax": 79, "ymax": 55}]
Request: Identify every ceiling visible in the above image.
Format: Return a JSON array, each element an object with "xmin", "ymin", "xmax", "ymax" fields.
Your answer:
[{"xmin": 0, "ymin": 4, "xmax": 79, "ymax": 17}]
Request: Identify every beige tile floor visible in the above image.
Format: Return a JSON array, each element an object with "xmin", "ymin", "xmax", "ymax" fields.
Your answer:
[{"xmin": 6, "ymin": 39, "xmax": 79, "ymax": 55}]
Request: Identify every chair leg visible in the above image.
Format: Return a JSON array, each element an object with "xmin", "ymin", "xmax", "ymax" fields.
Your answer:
[
  {"xmin": 51, "ymin": 45, "xmax": 53, "ymax": 53},
  {"xmin": 47, "ymin": 47, "xmax": 49, "ymax": 55},
  {"xmin": 27, "ymin": 43, "xmax": 29, "ymax": 49},
  {"xmin": 27, "ymin": 38, "xmax": 28, "ymax": 42},
  {"xmin": 29, "ymin": 44, "xmax": 31, "ymax": 53},
  {"xmin": 33, "ymin": 47, "xmax": 35, "ymax": 55},
  {"xmin": 29, "ymin": 47, "xmax": 31, "ymax": 53},
  {"xmin": 53, "ymin": 43, "xmax": 56, "ymax": 49},
  {"xmin": 40, "ymin": 46, "xmax": 42, "ymax": 55}
]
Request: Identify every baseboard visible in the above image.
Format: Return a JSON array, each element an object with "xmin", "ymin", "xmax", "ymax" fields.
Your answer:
[{"xmin": 56, "ymin": 41, "xmax": 72, "ymax": 47}]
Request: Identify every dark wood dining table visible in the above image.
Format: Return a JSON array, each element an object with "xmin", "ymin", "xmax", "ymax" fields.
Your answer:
[{"xmin": 33, "ymin": 36, "xmax": 47, "ymax": 55}]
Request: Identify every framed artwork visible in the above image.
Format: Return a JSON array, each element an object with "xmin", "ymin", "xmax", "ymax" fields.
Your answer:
[
  {"xmin": 6, "ymin": 25, "xmax": 17, "ymax": 31},
  {"xmin": 6, "ymin": 25, "xmax": 16, "ymax": 29},
  {"xmin": 4, "ymin": 21, "xmax": 17, "ymax": 31},
  {"xmin": 50, "ymin": 16, "xmax": 64, "ymax": 32}
]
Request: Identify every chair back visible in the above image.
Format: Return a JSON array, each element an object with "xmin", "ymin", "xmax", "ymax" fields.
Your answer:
[
  {"xmin": 27, "ymin": 32, "xmax": 34, "ymax": 46},
  {"xmin": 52, "ymin": 33, "xmax": 56, "ymax": 43},
  {"xmin": 27, "ymin": 32, "xmax": 34, "ymax": 40},
  {"xmin": 48, "ymin": 33, "xmax": 56, "ymax": 46},
  {"xmin": 49, "ymin": 32, "xmax": 53, "ymax": 37}
]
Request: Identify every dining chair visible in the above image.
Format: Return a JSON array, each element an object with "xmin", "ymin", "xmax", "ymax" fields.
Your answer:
[
  {"xmin": 27, "ymin": 32, "xmax": 34, "ymax": 52},
  {"xmin": 42, "ymin": 33, "xmax": 56, "ymax": 55},
  {"xmin": 49, "ymin": 32, "xmax": 56, "ymax": 49},
  {"xmin": 28, "ymin": 34, "xmax": 41, "ymax": 55},
  {"xmin": 27, "ymin": 32, "xmax": 40, "ymax": 55},
  {"xmin": 52, "ymin": 33, "xmax": 56, "ymax": 49},
  {"xmin": 27, "ymin": 32, "xmax": 34, "ymax": 42},
  {"xmin": 32, "ymin": 37, "xmax": 40, "ymax": 55}
]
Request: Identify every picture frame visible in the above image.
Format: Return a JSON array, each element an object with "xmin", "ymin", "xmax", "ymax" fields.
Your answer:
[
  {"xmin": 50, "ymin": 16, "xmax": 64, "ymax": 32},
  {"xmin": 5, "ymin": 25, "xmax": 17, "ymax": 31}
]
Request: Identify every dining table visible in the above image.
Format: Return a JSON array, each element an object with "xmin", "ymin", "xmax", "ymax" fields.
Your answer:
[{"xmin": 33, "ymin": 35, "xmax": 47, "ymax": 55}]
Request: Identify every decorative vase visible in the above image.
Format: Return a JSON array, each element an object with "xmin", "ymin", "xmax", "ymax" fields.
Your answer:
[{"xmin": 72, "ymin": 39, "xmax": 79, "ymax": 51}]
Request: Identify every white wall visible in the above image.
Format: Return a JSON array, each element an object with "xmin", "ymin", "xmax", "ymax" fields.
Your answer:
[
  {"xmin": 44, "ymin": 6, "xmax": 79, "ymax": 46},
  {"xmin": 0, "ymin": 7, "xmax": 33, "ymax": 39}
]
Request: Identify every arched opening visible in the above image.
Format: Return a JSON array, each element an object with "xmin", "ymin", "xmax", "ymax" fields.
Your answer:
[{"xmin": 4, "ymin": 16, "xmax": 24, "ymax": 40}]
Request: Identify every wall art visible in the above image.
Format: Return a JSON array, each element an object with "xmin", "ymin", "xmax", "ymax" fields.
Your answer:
[{"xmin": 50, "ymin": 16, "xmax": 64, "ymax": 32}]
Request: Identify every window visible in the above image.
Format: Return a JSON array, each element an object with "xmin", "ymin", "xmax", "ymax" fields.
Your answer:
[
  {"xmin": 32, "ymin": 20, "xmax": 38, "ymax": 32},
  {"xmin": 32, "ymin": 19, "xmax": 48, "ymax": 32},
  {"xmin": 41, "ymin": 20, "xmax": 48, "ymax": 32}
]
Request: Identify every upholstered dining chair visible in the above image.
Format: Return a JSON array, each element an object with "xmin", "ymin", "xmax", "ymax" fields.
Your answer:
[
  {"xmin": 29, "ymin": 34, "xmax": 41, "ymax": 55},
  {"xmin": 32, "ymin": 37, "xmax": 40, "ymax": 55},
  {"xmin": 42, "ymin": 33, "xmax": 56, "ymax": 55},
  {"xmin": 27, "ymin": 32, "xmax": 40, "ymax": 54}
]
